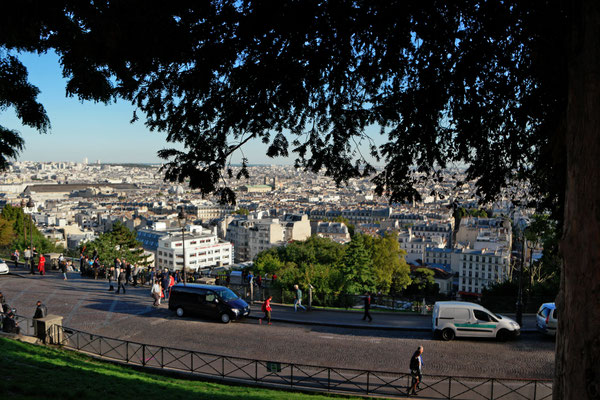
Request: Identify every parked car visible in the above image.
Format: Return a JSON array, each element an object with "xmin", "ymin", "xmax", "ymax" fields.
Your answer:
[
  {"xmin": 536, "ymin": 302, "xmax": 557, "ymax": 336},
  {"xmin": 0, "ymin": 259, "xmax": 9, "ymax": 275},
  {"xmin": 169, "ymin": 283, "xmax": 250, "ymax": 323},
  {"xmin": 432, "ymin": 301, "xmax": 520, "ymax": 341}
]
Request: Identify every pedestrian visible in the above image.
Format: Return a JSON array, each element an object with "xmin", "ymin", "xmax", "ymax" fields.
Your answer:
[
  {"xmin": 256, "ymin": 274, "xmax": 262, "ymax": 288},
  {"xmin": 162, "ymin": 271, "xmax": 170, "ymax": 299},
  {"xmin": 132, "ymin": 264, "xmax": 139, "ymax": 287},
  {"xmin": 30, "ymin": 247, "xmax": 38, "ymax": 274},
  {"xmin": 362, "ymin": 292, "xmax": 372, "ymax": 322},
  {"xmin": 116, "ymin": 268, "xmax": 126, "ymax": 294},
  {"xmin": 80, "ymin": 254, "xmax": 86, "ymax": 273},
  {"xmin": 108, "ymin": 266, "xmax": 115, "ymax": 291},
  {"xmin": 93, "ymin": 258, "xmax": 99, "ymax": 280},
  {"xmin": 151, "ymin": 280, "xmax": 161, "ymax": 306},
  {"xmin": 125, "ymin": 262, "xmax": 132, "ymax": 285},
  {"xmin": 293, "ymin": 284, "xmax": 306, "ymax": 312},
  {"xmin": 24, "ymin": 247, "xmax": 31, "ymax": 271},
  {"xmin": 33, "ymin": 300, "xmax": 48, "ymax": 337},
  {"xmin": 168, "ymin": 273, "xmax": 175, "ymax": 296},
  {"xmin": 2, "ymin": 311, "xmax": 20, "ymax": 334},
  {"xmin": 38, "ymin": 254, "xmax": 46, "ymax": 276},
  {"xmin": 60, "ymin": 256, "xmax": 68, "ymax": 280},
  {"xmin": 261, "ymin": 295, "xmax": 272, "ymax": 325},
  {"xmin": 12, "ymin": 249, "xmax": 19, "ymax": 267},
  {"xmin": 409, "ymin": 346, "xmax": 424, "ymax": 396},
  {"xmin": 0, "ymin": 292, "xmax": 7, "ymax": 313}
]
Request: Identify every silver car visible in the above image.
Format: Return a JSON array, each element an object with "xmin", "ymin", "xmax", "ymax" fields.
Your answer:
[
  {"xmin": 0, "ymin": 259, "xmax": 9, "ymax": 275},
  {"xmin": 536, "ymin": 302, "xmax": 557, "ymax": 336}
]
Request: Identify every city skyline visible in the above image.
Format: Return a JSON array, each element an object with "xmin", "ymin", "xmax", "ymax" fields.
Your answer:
[{"xmin": 0, "ymin": 51, "xmax": 385, "ymax": 167}]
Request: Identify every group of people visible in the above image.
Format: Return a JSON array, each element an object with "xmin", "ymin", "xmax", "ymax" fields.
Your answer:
[
  {"xmin": 12, "ymin": 248, "xmax": 73, "ymax": 278},
  {"xmin": 106, "ymin": 258, "xmax": 149, "ymax": 294},
  {"xmin": 150, "ymin": 269, "xmax": 179, "ymax": 306},
  {"xmin": 0, "ymin": 291, "xmax": 49, "ymax": 337}
]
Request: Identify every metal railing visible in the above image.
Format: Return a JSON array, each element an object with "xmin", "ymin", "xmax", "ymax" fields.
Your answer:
[{"xmin": 51, "ymin": 325, "xmax": 552, "ymax": 400}]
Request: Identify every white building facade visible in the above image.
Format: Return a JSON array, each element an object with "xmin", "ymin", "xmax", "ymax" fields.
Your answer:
[{"xmin": 156, "ymin": 231, "xmax": 233, "ymax": 272}]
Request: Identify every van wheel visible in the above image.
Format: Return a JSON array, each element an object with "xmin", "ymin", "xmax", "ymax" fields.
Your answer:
[
  {"xmin": 441, "ymin": 328, "xmax": 455, "ymax": 341},
  {"xmin": 176, "ymin": 307, "xmax": 184, "ymax": 317},
  {"xmin": 220, "ymin": 313, "xmax": 231, "ymax": 324},
  {"xmin": 497, "ymin": 329, "xmax": 509, "ymax": 342}
]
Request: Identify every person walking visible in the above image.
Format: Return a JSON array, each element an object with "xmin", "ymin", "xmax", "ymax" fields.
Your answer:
[
  {"xmin": 107, "ymin": 267, "xmax": 115, "ymax": 291},
  {"xmin": 38, "ymin": 254, "xmax": 46, "ymax": 276},
  {"xmin": 0, "ymin": 291, "xmax": 7, "ymax": 313},
  {"xmin": 162, "ymin": 271, "xmax": 170, "ymax": 300},
  {"xmin": 293, "ymin": 284, "xmax": 306, "ymax": 312},
  {"xmin": 12, "ymin": 249, "xmax": 19, "ymax": 268},
  {"xmin": 24, "ymin": 247, "xmax": 31, "ymax": 273},
  {"xmin": 60, "ymin": 256, "xmax": 68, "ymax": 280},
  {"xmin": 409, "ymin": 346, "xmax": 424, "ymax": 396},
  {"xmin": 261, "ymin": 295, "xmax": 272, "ymax": 325},
  {"xmin": 362, "ymin": 292, "xmax": 373, "ymax": 322},
  {"xmin": 151, "ymin": 280, "xmax": 161, "ymax": 306},
  {"xmin": 116, "ymin": 268, "xmax": 126, "ymax": 294},
  {"xmin": 125, "ymin": 262, "xmax": 132, "ymax": 285}
]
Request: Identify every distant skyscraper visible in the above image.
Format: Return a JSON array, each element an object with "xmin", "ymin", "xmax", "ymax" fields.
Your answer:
[{"xmin": 83, "ymin": 157, "xmax": 88, "ymax": 165}]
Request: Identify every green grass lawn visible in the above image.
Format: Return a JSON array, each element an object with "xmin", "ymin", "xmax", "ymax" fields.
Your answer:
[{"xmin": 0, "ymin": 337, "xmax": 374, "ymax": 400}]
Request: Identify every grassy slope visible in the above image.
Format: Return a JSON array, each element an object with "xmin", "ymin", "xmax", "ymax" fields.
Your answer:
[{"xmin": 0, "ymin": 337, "xmax": 368, "ymax": 400}]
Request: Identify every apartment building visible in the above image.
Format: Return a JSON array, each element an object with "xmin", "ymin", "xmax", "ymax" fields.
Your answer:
[
  {"xmin": 226, "ymin": 214, "xmax": 311, "ymax": 262},
  {"xmin": 156, "ymin": 230, "xmax": 233, "ymax": 272},
  {"xmin": 313, "ymin": 221, "xmax": 351, "ymax": 243},
  {"xmin": 398, "ymin": 229, "xmax": 446, "ymax": 263},
  {"xmin": 411, "ymin": 222, "xmax": 453, "ymax": 247},
  {"xmin": 456, "ymin": 248, "xmax": 510, "ymax": 296}
]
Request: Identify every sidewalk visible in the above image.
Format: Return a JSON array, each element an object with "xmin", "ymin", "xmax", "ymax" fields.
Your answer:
[{"xmin": 249, "ymin": 303, "xmax": 539, "ymax": 332}]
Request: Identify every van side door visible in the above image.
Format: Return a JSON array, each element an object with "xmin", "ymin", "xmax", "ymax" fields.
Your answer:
[
  {"xmin": 203, "ymin": 290, "xmax": 221, "ymax": 318},
  {"xmin": 452, "ymin": 308, "xmax": 474, "ymax": 337},
  {"xmin": 471, "ymin": 309, "xmax": 498, "ymax": 337}
]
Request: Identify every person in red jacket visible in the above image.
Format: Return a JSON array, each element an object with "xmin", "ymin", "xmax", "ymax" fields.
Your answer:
[
  {"xmin": 38, "ymin": 254, "xmax": 46, "ymax": 276},
  {"xmin": 261, "ymin": 296, "xmax": 272, "ymax": 325}
]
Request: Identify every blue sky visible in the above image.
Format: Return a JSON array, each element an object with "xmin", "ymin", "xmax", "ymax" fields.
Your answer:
[{"xmin": 1, "ymin": 51, "xmax": 384, "ymax": 166}]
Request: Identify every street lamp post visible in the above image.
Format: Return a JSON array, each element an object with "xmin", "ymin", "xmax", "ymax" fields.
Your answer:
[
  {"xmin": 516, "ymin": 232, "xmax": 525, "ymax": 327},
  {"xmin": 27, "ymin": 198, "xmax": 35, "ymax": 274},
  {"xmin": 178, "ymin": 210, "xmax": 187, "ymax": 285}
]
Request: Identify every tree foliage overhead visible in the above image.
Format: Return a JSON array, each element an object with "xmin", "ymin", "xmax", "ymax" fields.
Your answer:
[{"xmin": 0, "ymin": 1, "xmax": 566, "ymax": 211}]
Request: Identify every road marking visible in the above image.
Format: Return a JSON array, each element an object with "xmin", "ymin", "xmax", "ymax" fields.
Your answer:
[{"xmin": 101, "ymin": 298, "xmax": 120, "ymax": 327}]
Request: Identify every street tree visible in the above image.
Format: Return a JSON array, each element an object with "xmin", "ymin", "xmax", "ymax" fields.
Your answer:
[{"xmin": 1, "ymin": 2, "xmax": 598, "ymax": 397}]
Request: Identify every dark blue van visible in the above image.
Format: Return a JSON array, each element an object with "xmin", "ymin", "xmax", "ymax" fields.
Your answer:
[{"xmin": 168, "ymin": 283, "xmax": 250, "ymax": 323}]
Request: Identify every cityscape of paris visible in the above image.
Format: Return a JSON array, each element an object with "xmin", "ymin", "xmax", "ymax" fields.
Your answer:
[{"xmin": 1, "ymin": 1, "xmax": 596, "ymax": 399}]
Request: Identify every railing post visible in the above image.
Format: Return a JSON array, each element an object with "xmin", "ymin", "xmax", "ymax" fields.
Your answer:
[
  {"xmin": 291, "ymin": 364, "xmax": 294, "ymax": 388},
  {"xmin": 142, "ymin": 344, "xmax": 146, "ymax": 366},
  {"xmin": 328, "ymin": 368, "xmax": 331, "ymax": 391},
  {"xmin": 99, "ymin": 336, "xmax": 102, "ymax": 356},
  {"xmin": 533, "ymin": 380, "xmax": 537, "ymax": 400},
  {"xmin": 221, "ymin": 357, "xmax": 225, "ymax": 378},
  {"xmin": 255, "ymin": 360, "xmax": 258, "ymax": 382},
  {"xmin": 161, "ymin": 347, "xmax": 164, "ymax": 368},
  {"xmin": 190, "ymin": 352, "xmax": 194, "ymax": 373},
  {"xmin": 448, "ymin": 376, "xmax": 452, "ymax": 398},
  {"xmin": 366, "ymin": 371, "xmax": 370, "ymax": 394},
  {"xmin": 491, "ymin": 378, "xmax": 494, "ymax": 399},
  {"xmin": 76, "ymin": 332, "xmax": 79, "ymax": 350}
]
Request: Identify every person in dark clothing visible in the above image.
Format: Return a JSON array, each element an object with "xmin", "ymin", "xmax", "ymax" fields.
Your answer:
[
  {"xmin": 362, "ymin": 292, "xmax": 373, "ymax": 322},
  {"xmin": 0, "ymin": 292, "xmax": 7, "ymax": 314},
  {"xmin": 33, "ymin": 301, "xmax": 48, "ymax": 319},
  {"xmin": 116, "ymin": 268, "xmax": 126, "ymax": 294},
  {"xmin": 2, "ymin": 312, "xmax": 20, "ymax": 334},
  {"xmin": 162, "ymin": 271, "xmax": 170, "ymax": 299},
  {"xmin": 107, "ymin": 266, "xmax": 115, "ymax": 291},
  {"xmin": 409, "ymin": 346, "xmax": 424, "ymax": 395},
  {"xmin": 125, "ymin": 263, "xmax": 132, "ymax": 285}
]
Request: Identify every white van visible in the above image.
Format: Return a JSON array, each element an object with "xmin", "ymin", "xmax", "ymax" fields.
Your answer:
[{"xmin": 432, "ymin": 301, "xmax": 520, "ymax": 341}]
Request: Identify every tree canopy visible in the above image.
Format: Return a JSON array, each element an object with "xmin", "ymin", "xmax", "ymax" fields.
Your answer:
[{"xmin": 0, "ymin": 0, "xmax": 566, "ymax": 210}]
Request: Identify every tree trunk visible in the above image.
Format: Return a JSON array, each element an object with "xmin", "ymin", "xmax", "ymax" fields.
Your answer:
[{"xmin": 556, "ymin": 0, "xmax": 600, "ymax": 398}]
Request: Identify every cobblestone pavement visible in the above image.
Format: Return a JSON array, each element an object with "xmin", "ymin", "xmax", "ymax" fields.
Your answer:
[{"xmin": 0, "ymin": 271, "xmax": 555, "ymax": 380}]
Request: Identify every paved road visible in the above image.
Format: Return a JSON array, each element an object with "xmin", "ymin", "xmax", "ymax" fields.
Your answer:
[{"xmin": 0, "ymin": 270, "xmax": 555, "ymax": 380}]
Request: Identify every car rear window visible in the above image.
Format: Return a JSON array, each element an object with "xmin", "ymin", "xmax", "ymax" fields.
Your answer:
[{"xmin": 552, "ymin": 309, "xmax": 557, "ymax": 319}]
